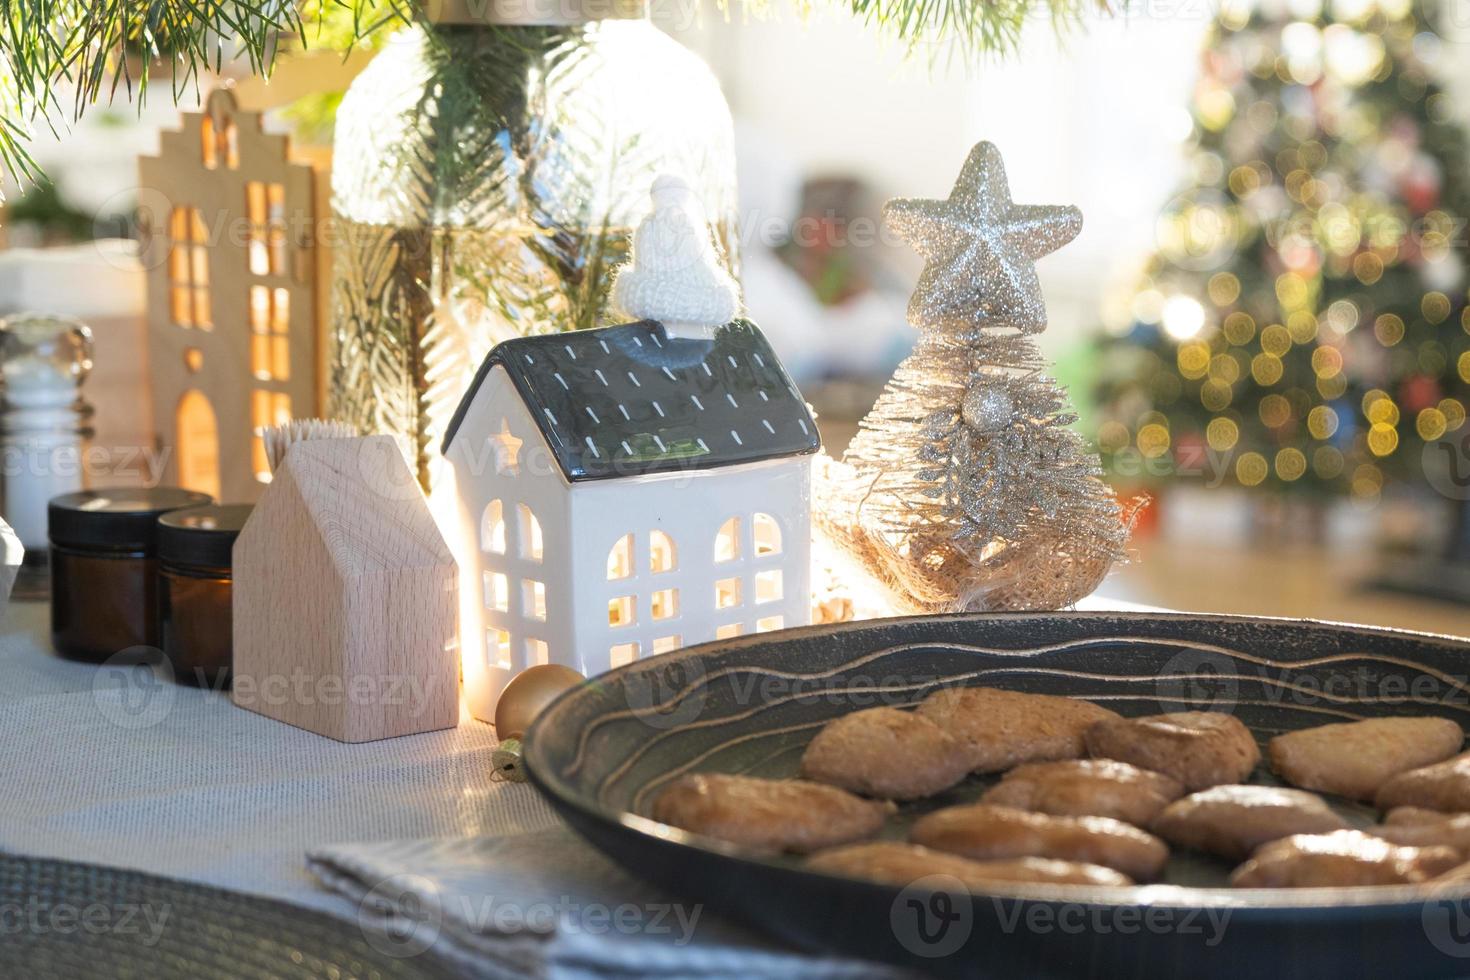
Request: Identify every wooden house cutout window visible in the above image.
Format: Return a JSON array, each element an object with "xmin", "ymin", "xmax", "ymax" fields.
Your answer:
[
  {"xmin": 246, "ymin": 181, "xmax": 289, "ymax": 277},
  {"xmin": 168, "ymin": 207, "xmax": 212, "ymax": 330},
  {"xmin": 249, "ymin": 286, "xmax": 291, "ymax": 382},
  {"xmin": 176, "ymin": 390, "xmax": 222, "ymax": 501},
  {"xmin": 200, "ymin": 112, "xmax": 239, "ymax": 171},
  {"xmin": 249, "ymin": 391, "xmax": 292, "ymax": 483}
]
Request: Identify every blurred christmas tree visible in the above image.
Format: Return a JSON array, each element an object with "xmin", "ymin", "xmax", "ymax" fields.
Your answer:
[{"xmin": 1093, "ymin": 0, "xmax": 1470, "ymax": 507}]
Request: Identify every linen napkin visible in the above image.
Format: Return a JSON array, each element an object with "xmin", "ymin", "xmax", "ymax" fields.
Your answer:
[{"xmin": 307, "ymin": 827, "xmax": 905, "ymax": 979}]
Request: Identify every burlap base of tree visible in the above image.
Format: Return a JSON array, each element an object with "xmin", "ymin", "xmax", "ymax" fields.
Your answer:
[{"xmin": 815, "ymin": 456, "xmax": 1142, "ymax": 615}]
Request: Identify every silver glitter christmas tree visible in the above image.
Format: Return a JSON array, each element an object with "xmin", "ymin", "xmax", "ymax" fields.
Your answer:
[{"xmin": 823, "ymin": 141, "xmax": 1130, "ymax": 612}]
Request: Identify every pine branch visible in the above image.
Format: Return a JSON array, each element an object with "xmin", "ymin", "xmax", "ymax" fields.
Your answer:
[
  {"xmin": 0, "ymin": 0, "xmax": 414, "ymax": 193},
  {"xmin": 0, "ymin": 0, "xmax": 1112, "ymax": 195}
]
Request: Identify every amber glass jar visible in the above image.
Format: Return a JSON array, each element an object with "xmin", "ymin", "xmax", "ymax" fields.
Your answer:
[
  {"xmin": 49, "ymin": 487, "xmax": 213, "ymax": 661},
  {"xmin": 157, "ymin": 505, "xmax": 251, "ymax": 688}
]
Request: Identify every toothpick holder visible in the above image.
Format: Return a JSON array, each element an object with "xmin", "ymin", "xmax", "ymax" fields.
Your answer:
[{"xmin": 231, "ymin": 434, "xmax": 459, "ymax": 742}]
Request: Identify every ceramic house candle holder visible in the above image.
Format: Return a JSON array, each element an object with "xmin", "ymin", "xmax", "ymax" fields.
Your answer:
[{"xmin": 441, "ymin": 317, "xmax": 822, "ymax": 722}]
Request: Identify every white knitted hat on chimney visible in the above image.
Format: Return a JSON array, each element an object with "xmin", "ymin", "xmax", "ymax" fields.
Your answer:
[{"xmin": 613, "ymin": 175, "xmax": 740, "ymax": 340}]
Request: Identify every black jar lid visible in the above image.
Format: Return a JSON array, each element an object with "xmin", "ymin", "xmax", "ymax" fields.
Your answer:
[
  {"xmin": 49, "ymin": 487, "xmax": 215, "ymax": 553},
  {"xmin": 157, "ymin": 504, "xmax": 253, "ymax": 570}
]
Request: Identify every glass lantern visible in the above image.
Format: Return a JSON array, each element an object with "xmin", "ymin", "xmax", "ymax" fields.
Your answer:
[{"xmin": 328, "ymin": 3, "xmax": 740, "ymax": 489}]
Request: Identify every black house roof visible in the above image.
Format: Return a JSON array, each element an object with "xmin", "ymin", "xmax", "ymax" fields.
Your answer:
[{"xmin": 442, "ymin": 319, "xmax": 821, "ymax": 482}]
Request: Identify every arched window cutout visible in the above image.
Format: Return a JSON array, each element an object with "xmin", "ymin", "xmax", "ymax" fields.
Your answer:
[
  {"xmin": 607, "ymin": 534, "xmax": 634, "ymax": 580},
  {"xmin": 200, "ymin": 115, "xmax": 218, "ymax": 169},
  {"xmin": 650, "ymin": 530, "xmax": 676, "ymax": 573},
  {"xmin": 481, "ymin": 500, "xmax": 506, "ymax": 554},
  {"xmin": 754, "ymin": 513, "xmax": 781, "ymax": 556},
  {"xmin": 200, "ymin": 114, "xmax": 238, "ymax": 170},
  {"xmin": 489, "ymin": 629, "xmax": 512, "ymax": 670},
  {"xmin": 177, "ymin": 390, "xmax": 221, "ymax": 500},
  {"xmin": 518, "ymin": 504, "xmax": 543, "ymax": 561},
  {"xmin": 224, "ymin": 120, "xmax": 240, "ymax": 169},
  {"xmin": 715, "ymin": 517, "xmax": 740, "ymax": 563}
]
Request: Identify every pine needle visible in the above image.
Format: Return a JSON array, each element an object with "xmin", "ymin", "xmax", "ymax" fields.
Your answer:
[{"xmin": 0, "ymin": 0, "xmax": 1104, "ymax": 196}]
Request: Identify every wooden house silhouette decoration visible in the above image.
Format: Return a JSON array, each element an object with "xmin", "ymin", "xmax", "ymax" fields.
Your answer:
[
  {"xmin": 139, "ymin": 88, "xmax": 322, "ymax": 503},
  {"xmin": 441, "ymin": 318, "xmax": 822, "ymax": 722},
  {"xmin": 232, "ymin": 435, "xmax": 459, "ymax": 742}
]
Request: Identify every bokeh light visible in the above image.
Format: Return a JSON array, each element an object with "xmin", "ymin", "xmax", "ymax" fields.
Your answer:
[
  {"xmin": 1237, "ymin": 452, "xmax": 1269, "ymax": 486},
  {"xmin": 1276, "ymin": 447, "xmax": 1308, "ymax": 480},
  {"xmin": 1163, "ymin": 295, "xmax": 1208, "ymax": 340}
]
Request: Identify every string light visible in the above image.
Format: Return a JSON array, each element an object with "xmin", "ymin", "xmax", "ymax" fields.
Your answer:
[
  {"xmin": 1276, "ymin": 447, "xmax": 1308, "ymax": 480},
  {"xmin": 1307, "ymin": 404, "xmax": 1340, "ymax": 439},
  {"xmin": 1201, "ymin": 378, "xmax": 1234, "ymax": 410},
  {"xmin": 1094, "ymin": 1, "xmax": 1469, "ymax": 497},
  {"xmin": 1223, "ymin": 311, "xmax": 1257, "ymax": 345},
  {"xmin": 1352, "ymin": 463, "xmax": 1384, "ymax": 503},
  {"xmin": 1367, "ymin": 422, "xmax": 1400, "ymax": 456},
  {"xmin": 1417, "ymin": 407, "xmax": 1448, "ymax": 440},
  {"xmin": 1423, "ymin": 292, "xmax": 1451, "ymax": 323},
  {"xmin": 1274, "ymin": 273, "xmax": 1310, "ymax": 310},
  {"xmin": 1311, "ymin": 345, "xmax": 1343, "ymax": 377},
  {"xmin": 1317, "ymin": 373, "xmax": 1348, "ymax": 399},
  {"xmin": 1098, "ymin": 421, "xmax": 1131, "ymax": 452},
  {"xmin": 1364, "ymin": 390, "xmax": 1401, "ymax": 425},
  {"xmin": 1353, "ymin": 253, "xmax": 1384, "ymax": 283},
  {"xmin": 1251, "ymin": 352, "xmax": 1285, "ymax": 385},
  {"xmin": 1287, "ymin": 311, "xmax": 1319, "ymax": 343},
  {"xmin": 1209, "ymin": 353, "xmax": 1242, "ymax": 383},
  {"xmin": 1314, "ymin": 445, "xmax": 1345, "ymax": 478},
  {"xmin": 1260, "ymin": 324, "xmax": 1292, "ymax": 356},
  {"xmin": 1441, "ymin": 399, "xmax": 1467, "ymax": 431},
  {"xmin": 1260, "ymin": 393, "xmax": 1292, "ymax": 427},
  {"xmin": 1207, "ymin": 417, "xmax": 1240, "ymax": 450},
  {"xmin": 1208, "ymin": 273, "xmax": 1242, "ymax": 306},
  {"xmin": 1137, "ymin": 423, "xmax": 1172, "ymax": 458},
  {"xmin": 1237, "ymin": 452, "xmax": 1269, "ymax": 486},
  {"xmin": 1374, "ymin": 313, "xmax": 1405, "ymax": 346},
  {"xmin": 1325, "ymin": 299, "xmax": 1360, "ymax": 334},
  {"xmin": 1163, "ymin": 295, "xmax": 1208, "ymax": 340},
  {"xmin": 1178, "ymin": 342, "xmax": 1211, "ymax": 379}
]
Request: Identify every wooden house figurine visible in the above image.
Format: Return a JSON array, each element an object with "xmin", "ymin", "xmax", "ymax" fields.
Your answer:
[
  {"xmin": 441, "ymin": 318, "xmax": 822, "ymax": 722},
  {"xmin": 232, "ymin": 434, "xmax": 459, "ymax": 742},
  {"xmin": 139, "ymin": 87, "xmax": 322, "ymax": 503}
]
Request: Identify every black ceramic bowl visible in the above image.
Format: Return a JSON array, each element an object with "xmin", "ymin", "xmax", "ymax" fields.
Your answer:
[{"xmin": 523, "ymin": 612, "xmax": 1470, "ymax": 978}]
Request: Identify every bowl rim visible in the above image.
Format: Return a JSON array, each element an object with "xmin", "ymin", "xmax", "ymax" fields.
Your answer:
[{"xmin": 524, "ymin": 609, "xmax": 1470, "ymax": 913}]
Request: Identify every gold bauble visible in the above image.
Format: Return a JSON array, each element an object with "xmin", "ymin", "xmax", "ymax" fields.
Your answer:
[{"xmin": 494, "ymin": 664, "xmax": 584, "ymax": 739}]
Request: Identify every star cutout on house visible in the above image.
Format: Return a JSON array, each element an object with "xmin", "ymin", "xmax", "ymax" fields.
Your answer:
[
  {"xmin": 489, "ymin": 420, "xmax": 522, "ymax": 476},
  {"xmin": 883, "ymin": 141, "xmax": 1082, "ymax": 334}
]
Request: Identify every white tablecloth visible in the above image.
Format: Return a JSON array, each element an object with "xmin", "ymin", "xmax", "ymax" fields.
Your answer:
[
  {"xmin": 0, "ymin": 599, "xmax": 899, "ymax": 977},
  {"xmin": 0, "ymin": 601, "xmax": 556, "ymax": 909}
]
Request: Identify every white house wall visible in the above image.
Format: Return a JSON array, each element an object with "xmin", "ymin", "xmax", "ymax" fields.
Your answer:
[
  {"xmin": 442, "ymin": 364, "xmax": 574, "ymax": 722},
  {"xmin": 567, "ymin": 454, "xmax": 812, "ymax": 677}
]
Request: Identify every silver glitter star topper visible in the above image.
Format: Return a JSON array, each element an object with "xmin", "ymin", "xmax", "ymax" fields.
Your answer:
[{"xmin": 885, "ymin": 141, "xmax": 1081, "ymax": 334}]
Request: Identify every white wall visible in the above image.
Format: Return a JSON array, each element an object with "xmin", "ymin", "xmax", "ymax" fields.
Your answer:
[{"xmin": 669, "ymin": 7, "xmax": 1219, "ymax": 355}]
